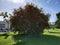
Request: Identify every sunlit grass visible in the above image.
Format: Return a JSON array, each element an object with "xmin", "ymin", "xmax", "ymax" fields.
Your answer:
[
  {"xmin": 43, "ymin": 29, "xmax": 60, "ymax": 37},
  {"xmin": 0, "ymin": 36, "xmax": 15, "ymax": 45}
]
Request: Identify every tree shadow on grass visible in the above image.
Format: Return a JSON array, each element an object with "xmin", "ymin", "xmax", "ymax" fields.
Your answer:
[
  {"xmin": 13, "ymin": 34, "xmax": 26, "ymax": 45},
  {"xmin": 0, "ymin": 33, "xmax": 9, "ymax": 39},
  {"xmin": 13, "ymin": 34, "xmax": 60, "ymax": 45},
  {"xmin": 49, "ymin": 32, "xmax": 60, "ymax": 34}
]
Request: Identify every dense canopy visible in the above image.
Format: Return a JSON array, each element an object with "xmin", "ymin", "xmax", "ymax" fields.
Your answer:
[{"xmin": 10, "ymin": 4, "xmax": 49, "ymax": 35}]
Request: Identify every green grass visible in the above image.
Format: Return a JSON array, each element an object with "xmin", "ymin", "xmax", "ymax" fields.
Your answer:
[
  {"xmin": 0, "ymin": 29, "xmax": 60, "ymax": 45},
  {"xmin": 0, "ymin": 35, "xmax": 14, "ymax": 45},
  {"xmin": 0, "ymin": 32, "xmax": 15, "ymax": 45},
  {"xmin": 44, "ymin": 29, "xmax": 60, "ymax": 37}
]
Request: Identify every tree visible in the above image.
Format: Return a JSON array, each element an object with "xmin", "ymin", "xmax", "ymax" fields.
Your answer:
[
  {"xmin": 56, "ymin": 12, "xmax": 60, "ymax": 20},
  {"xmin": 10, "ymin": 4, "xmax": 49, "ymax": 35},
  {"xmin": 0, "ymin": 12, "xmax": 8, "ymax": 18},
  {"xmin": 0, "ymin": 12, "xmax": 9, "ymax": 22},
  {"xmin": 55, "ymin": 12, "xmax": 60, "ymax": 28}
]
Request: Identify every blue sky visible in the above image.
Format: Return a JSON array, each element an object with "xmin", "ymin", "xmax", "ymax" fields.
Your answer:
[{"xmin": 0, "ymin": 0, "xmax": 60, "ymax": 22}]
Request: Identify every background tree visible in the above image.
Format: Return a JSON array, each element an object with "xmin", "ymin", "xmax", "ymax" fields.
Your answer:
[
  {"xmin": 0, "ymin": 12, "xmax": 8, "ymax": 18},
  {"xmin": 10, "ymin": 4, "xmax": 49, "ymax": 35},
  {"xmin": 55, "ymin": 12, "xmax": 60, "ymax": 28},
  {"xmin": 0, "ymin": 12, "xmax": 9, "ymax": 22}
]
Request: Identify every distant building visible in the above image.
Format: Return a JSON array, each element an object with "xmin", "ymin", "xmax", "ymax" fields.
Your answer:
[{"xmin": 0, "ymin": 21, "xmax": 10, "ymax": 31}]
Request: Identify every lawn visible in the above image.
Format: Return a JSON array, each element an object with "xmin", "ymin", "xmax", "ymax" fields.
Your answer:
[{"xmin": 0, "ymin": 29, "xmax": 60, "ymax": 45}]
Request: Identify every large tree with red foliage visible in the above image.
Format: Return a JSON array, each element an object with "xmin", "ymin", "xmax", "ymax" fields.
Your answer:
[{"xmin": 10, "ymin": 4, "xmax": 49, "ymax": 35}]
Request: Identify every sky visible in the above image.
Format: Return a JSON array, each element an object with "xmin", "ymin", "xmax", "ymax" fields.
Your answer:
[{"xmin": 0, "ymin": 0, "xmax": 60, "ymax": 22}]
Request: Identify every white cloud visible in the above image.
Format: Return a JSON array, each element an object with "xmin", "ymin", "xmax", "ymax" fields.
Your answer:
[{"xmin": 7, "ymin": 0, "xmax": 25, "ymax": 3}]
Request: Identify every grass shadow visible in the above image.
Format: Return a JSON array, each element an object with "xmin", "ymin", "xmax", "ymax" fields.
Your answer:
[
  {"xmin": 0, "ymin": 33, "xmax": 9, "ymax": 39},
  {"xmin": 13, "ymin": 34, "xmax": 26, "ymax": 45},
  {"xmin": 13, "ymin": 34, "xmax": 60, "ymax": 45},
  {"xmin": 49, "ymin": 32, "xmax": 60, "ymax": 34}
]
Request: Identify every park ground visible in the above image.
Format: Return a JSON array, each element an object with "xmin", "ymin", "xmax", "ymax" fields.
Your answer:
[{"xmin": 0, "ymin": 29, "xmax": 60, "ymax": 45}]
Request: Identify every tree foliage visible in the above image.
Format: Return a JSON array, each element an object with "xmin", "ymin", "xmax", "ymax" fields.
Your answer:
[
  {"xmin": 55, "ymin": 12, "xmax": 60, "ymax": 28},
  {"xmin": 0, "ymin": 12, "xmax": 8, "ymax": 18},
  {"xmin": 0, "ymin": 12, "xmax": 9, "ymax": 23},
  {"xmin": 10, "ymin": 4, "xmax": 49, "ymax": 35}
]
